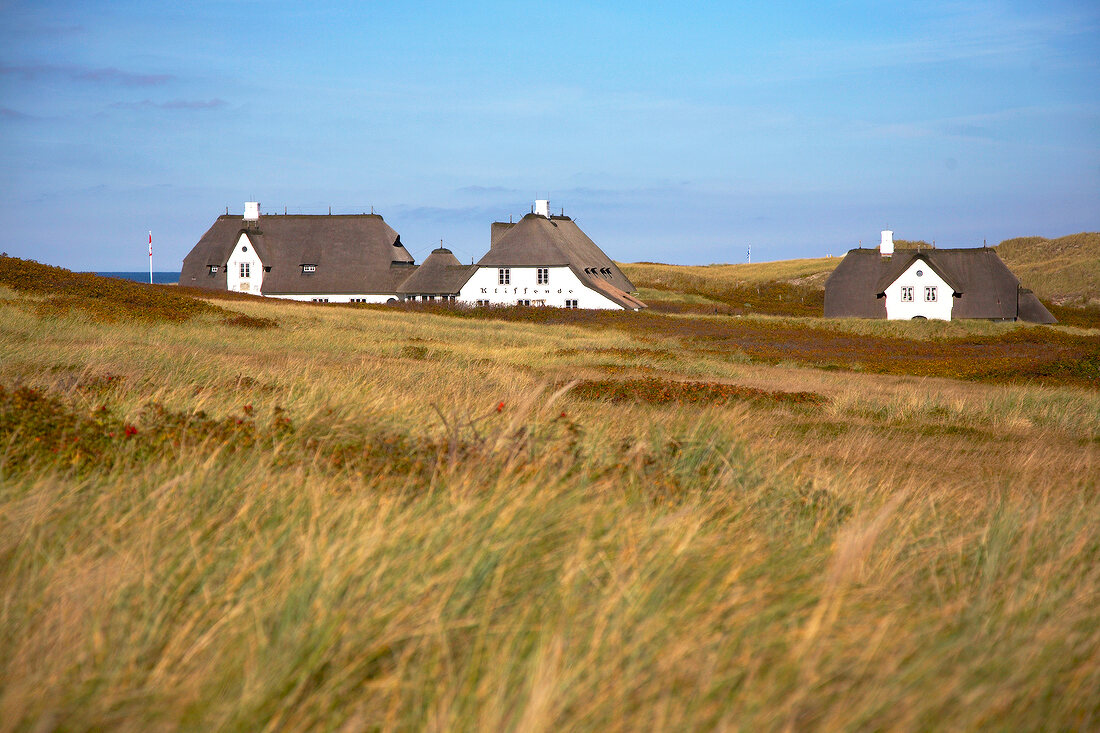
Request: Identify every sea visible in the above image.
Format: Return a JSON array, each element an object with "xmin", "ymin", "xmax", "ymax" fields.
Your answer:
[{"xmin": 94, "ymin": 272, "xmax": 182, "ymax": 285}]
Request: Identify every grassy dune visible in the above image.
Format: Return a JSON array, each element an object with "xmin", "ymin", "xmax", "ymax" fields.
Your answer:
[
  {"xmin": 996, "ymin": 232, "xmax": 1100, "ymax": 307},
  {"xmin": 622, "ymin": 232, "xmax": 1100, "ymax": 323},
  {"xmin": 1, "ymin": 260, "xmax": 1099, "ymax": 731}
]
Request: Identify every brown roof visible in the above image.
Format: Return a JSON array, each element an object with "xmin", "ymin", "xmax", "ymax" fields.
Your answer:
[
  {"xmin": 478, "ymin": 213, "xmax": 639, "ymax": 295},
  {"xmin": 586, "ymin": 275, "xmax": 647, "ymax": 310},
  {"xmin": 824, "ymin": 247, "xmax": 1056, "ymax": 323},
  {"xmin": 180, "ymin": 213, "xmax": 415, "ymax": 294},
  {"xmin": 396, "ymin": 247, "xmax": 476, "ymax": 295}
]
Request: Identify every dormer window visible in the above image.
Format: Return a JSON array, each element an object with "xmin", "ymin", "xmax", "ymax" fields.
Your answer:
[
  {"xmin": 209, "ymin": 265, "xmax": 219, "ymax": 274},
  {"xmin": 302, "ymin": 264, "xmax": 317, "ymax": 274}
]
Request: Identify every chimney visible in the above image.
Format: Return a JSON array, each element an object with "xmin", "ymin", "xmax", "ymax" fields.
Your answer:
[
  {"xmin": 880, "ymin": 230, "xmax": 894, "ymax": 257},
  {"xmin": 534, "ymin": 199, "xmax": 550, "ymax": 218},
  {"xmin": 244, "ymin": 201, "xmax": 260, "ymax": 222}
]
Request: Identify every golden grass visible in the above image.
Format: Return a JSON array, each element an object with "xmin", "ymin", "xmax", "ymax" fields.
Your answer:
[{"xmin": 1, "ymin": 278, "xmax": 1098, "ymax": 731}]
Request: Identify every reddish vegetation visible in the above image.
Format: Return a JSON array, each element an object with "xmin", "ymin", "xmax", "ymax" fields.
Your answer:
[
  {"xmin": 570, "ymin": 377, "xmax": 829, "ymax": 407},
  {"xmin": 390, "ymin": 304, "xmax": 1099, "ymax": 388}
]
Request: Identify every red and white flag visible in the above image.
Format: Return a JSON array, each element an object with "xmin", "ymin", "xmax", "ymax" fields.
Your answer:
[{"xmin": 148, "ymin": 231, "xmax": 153, "ymax": 257}]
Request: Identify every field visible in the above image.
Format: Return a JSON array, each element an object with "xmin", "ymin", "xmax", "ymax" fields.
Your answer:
[{"xmin": 1, "ymin": 258, "xmax": 1099, "ymax": 731}]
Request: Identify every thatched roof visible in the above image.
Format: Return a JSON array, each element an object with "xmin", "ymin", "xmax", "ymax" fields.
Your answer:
[
  {"xmin": 825, "ymin": 247, "xmax": 1056, "ymax": 323},
  {"xmin": 478, "ymin": 213, "xmax": 638, "ymax": 295},
  {"xmin": 396, "ymin": 247, "xmax": 475, "ymax": 295},
  {"xmin": 180, "ymin": 213, "xmax": 416, "ymax": 294}
]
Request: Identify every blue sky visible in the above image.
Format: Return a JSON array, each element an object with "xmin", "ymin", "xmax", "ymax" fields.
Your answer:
[{"xmin": 1, "ymin": 0, "xmax": 1097, "ymax": 270}]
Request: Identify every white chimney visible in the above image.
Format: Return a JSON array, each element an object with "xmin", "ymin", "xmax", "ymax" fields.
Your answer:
[
  {"xmin": 880, "ymin": 229, "xmax": 894, "ymax": 256},
  {"xmin": 534, "ymin": 199, "xmax": 550, "ymax": 218},
  {"xmin": 244, "ymin": 201, "xmax": 260, "ymax": 221}
]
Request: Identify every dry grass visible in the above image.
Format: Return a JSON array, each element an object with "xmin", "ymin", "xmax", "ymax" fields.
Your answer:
[
  {"xmin": 1, "ymin": 266, "xmax": 1098, "ymax": 731},
  {"xmin": 997, "ymin": 232, "xmax": 1100, "ymax": 306}
]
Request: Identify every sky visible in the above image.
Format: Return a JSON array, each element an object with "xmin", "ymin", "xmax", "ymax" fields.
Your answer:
[{"xmin": 1, "ymin": 0, "xmax": 1097, "ymax": 271}]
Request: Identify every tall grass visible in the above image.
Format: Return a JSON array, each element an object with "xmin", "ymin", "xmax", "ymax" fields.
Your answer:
[{"xmin": 1, "ymin": 272, "xmax": 1098, "ymax": 731}]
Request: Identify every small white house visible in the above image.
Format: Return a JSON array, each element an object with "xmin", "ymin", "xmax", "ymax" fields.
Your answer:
[{"xmin": 824, "ymin": 230, "xmax": 1055, "ymax": 323}]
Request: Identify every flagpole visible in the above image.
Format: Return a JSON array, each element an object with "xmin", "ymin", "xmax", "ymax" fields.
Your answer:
[{"xmin": 148, "ymin": 231, "xmax": 153, "ymax": 284}]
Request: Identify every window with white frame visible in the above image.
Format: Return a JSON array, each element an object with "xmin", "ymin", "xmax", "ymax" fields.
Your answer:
[
  {"xmin": 240, "ymin": 263, "xmax": 250, "ymax": 278},
  {"xmin": 901, "ymin": 286, "xmax": 914, "ymax": 302},
  {"xmin": 209, "ymin": 265, "xmax": 219, "ymax": 274},
  {"xmin": 302, "ymin": 264, "xmax": 316, "ymax": 274},
  {"xmin": 925, "ymin": 286, "xmax": 938, "ymax": 302},
  {"xmin": 537, "ymin": 267, "xmax": 549, "ymax": 285},
  {"xmin": 517, "ymin": 299, "xmax": 531, "ymax": 306},
  {"xmin": 565, "ymin": 299, "xmax": 578, "ymax": 309},
  {"xmin": 498, "ymin": 268, "xmax": 510, "ymax": 285},
  {"xmin": 475, "ymin": 299, "xmax": 489, "ymax": 307}
]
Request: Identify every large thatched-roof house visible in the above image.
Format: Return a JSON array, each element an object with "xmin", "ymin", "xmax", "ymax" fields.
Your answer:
[
  {"xmin": 456, "ymin": 200, "xmax": 645, "ymax": 310},
  {"xmin": 180, "ymin": 200, "xmax": 645, "ymax": 310},
  {"xmin": 825, "ymin": 231, "xmax": 1055, "ymax": 322},
  {"xmin": 179, "ymin": 203, "xmax": 415, "ymax": 303}
]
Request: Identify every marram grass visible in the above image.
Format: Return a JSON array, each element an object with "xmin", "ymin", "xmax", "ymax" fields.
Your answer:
[{"xmin": 1, "ymin": 261, "xmax": 1098, "ymax": 731}]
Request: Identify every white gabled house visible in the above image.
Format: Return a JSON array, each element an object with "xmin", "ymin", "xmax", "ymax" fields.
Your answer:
[{"xmin": 824, "ymin": 230, "xmax": 1055, "ymax": 322}]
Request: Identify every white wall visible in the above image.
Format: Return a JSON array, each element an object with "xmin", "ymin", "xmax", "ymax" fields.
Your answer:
[
  {"xmin": 883, "ymin": 259, "xmax": 954, "ymax": 320},
  {"xmin": 457, "ymin": 266, "xmax": 623, "ymax": 309},
  {"xmin": 226, "ymin": 233, "xmax": 264, "ymax": 294}
]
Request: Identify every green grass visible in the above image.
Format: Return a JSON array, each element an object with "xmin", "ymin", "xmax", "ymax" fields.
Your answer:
[{"xmin": 1, "ymin": 258, "xmax": 1099, "ymax": 731}]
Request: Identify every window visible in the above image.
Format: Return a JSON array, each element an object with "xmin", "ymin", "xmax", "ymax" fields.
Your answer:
[
  {"xmin": 302, "ymin": 264, "xmax": 316, "ymax": 274},
  {"xmin": 517, "ymin": 299, "xmax": 531, "ymax": 306},
  {"xmin": 422, "ymin": 295, "xmax": 433, "ymax": 301},
  {"xmin": 565, "ymin": 299, "xmax": 578, "ymax": 309},
  {"xmin": 498, "ymin": 268, "xmax": 510, "ymax": 285},
  {"xmin": 475, "ymin": 299, "xmax": 490, "ymax": 307},
  {"xmin": 240, "ymin": 263, "xmax": 250, "ymax": 278},
  {"xmin": 925, "ymin": 286, "xmax": 938, "ymax": 302},
  {"xmin": 537, "ymin": 267, "xmax": 549, "ymax": 285},
  {"xmin": 209, "ymin": 265, "xmax": 219, "ymax": 274},
  {"xmin": 311, "ymin": 298, "xmax": 329, "ymax": 303},
  {"xmin": 901, "ymin": 286, "xmax": 914, "ymax": 302}
]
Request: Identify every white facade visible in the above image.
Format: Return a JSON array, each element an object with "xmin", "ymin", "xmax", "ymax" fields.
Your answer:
[
  {"xmin": 457, "ymin": 266, "xmax": 622, "ymax": 309},
  {"xmin": 226, "ymin": 233, "xmax": 264, "ymax": 294},
  {"xmin": 883, "ymin": 259, "xmax": 954, "ymax": 320}
]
